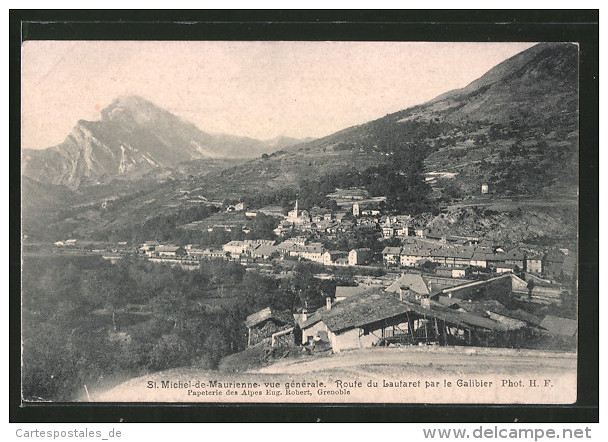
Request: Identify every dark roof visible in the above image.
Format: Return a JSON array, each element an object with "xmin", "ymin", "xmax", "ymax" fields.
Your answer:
[
  {"xmin": 502, "ymin": 249, "xmax": 525, "ymax": 260},
  {"xmin": 459, "ymin": 300, "xmax": 541, "ymax": 327},
  {"xmin": 401, "ymin": 243, "xmax": 432, "ymax": 257},
  {"xmin": 432, "ymin": 247, "xmax": 474, "ymax": 259},
  {"xmin": 540, "ymin": 315, "xmax": 577, "ymax": 337},
  {"xmin": 245, "ymin": 307, "xmax": 294, "ymax": 328},
  {"xmin": 471, "ymin": 251, "xmax": 490, "ymax": 261},
  {"xmin": 306, "ymin": 287, "xmax": 521, "ymax": 335},
  {"xmin": 509, "ymin": 309, "xmax": 543, "ymax": 327},
  {"xmin": 320, "ymin": 289, "xmax": 412, "ymax": 333},
  {"xmin": 485, "ymin": 252, "xmax": 508, "ymax": 262},
  {"xmin": 401, "ymin": 300, "xmax": 510, "ymax": 332},
  {"xmin": 298, "ymin": 309, "xmax": 325, "ymax": 329}
]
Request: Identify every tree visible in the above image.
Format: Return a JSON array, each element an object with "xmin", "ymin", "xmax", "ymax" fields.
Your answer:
[
  {"xmin": 149, "ymin": 333, "xmax": 189, "ymax": 370},
  {"xmin": 527, "ymin": 280, "xmax": 536, "ymax": 300}
]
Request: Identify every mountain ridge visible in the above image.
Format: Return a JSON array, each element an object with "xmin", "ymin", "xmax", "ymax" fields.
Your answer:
[
  {"xmin": 21, "ymin": 43, "xmax": 579, "ymax": 242},
  {"xmin": 196, "ymin": 42, "xmax": 578, "ymax": 200},
  {"xmin": 22, "ymin": 95, "xmax": 310, "ymax": 189}
]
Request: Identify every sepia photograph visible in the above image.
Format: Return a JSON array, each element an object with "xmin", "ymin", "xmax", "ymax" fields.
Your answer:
[{"xmin": 20, "ymin": 37, "xmax": 582, "ymax": 406}]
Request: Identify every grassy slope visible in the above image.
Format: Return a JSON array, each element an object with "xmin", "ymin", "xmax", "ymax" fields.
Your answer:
[{"xmin": 23, "ymin": 43, "xmax": 579, "ymax": 243}]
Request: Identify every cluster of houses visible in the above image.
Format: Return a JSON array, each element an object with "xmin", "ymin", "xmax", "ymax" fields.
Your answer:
[
  {"xmin": 138, "ymin": 241, "xmax": 224, "ymax": 265},
  {"xmin": 272, "ymin": 199, "xmax": 408, "ymax": 238},
  {"xmin": 138, "ymin": 240, "xmax": 279, "ymax": 264},
  {"xmin": 245, "ymin": 271, "xmax": 576, "ymax": 354},
  {"xmin": 382, "ymin": 238, "xmax": 573, "ymax": 278},
  {"xmin": 136, "ymin": 237, "xmax": 376, "ymax": 268},
  {"xmin": 269, "ymin": 199, "xmax": 573, "ymax": 277},
  {"xmin": 273, "ymin": 200, "xmax": 353, "ymax": 237},
  {"xmin": 135, "ymin": 234, "xmax": 572, "ymax": 283},
  {"xmin": 223, "ymin": 237, "xmax": 375, "ymax": 266}
]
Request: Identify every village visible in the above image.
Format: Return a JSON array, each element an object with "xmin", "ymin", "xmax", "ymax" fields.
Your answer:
[{"xmin": 47, "ymin": 185, "xmax": 577, "ymax": 362}]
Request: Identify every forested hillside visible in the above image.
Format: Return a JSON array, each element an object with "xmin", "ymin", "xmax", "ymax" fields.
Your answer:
[{"xmin": 22, "ymin": 255, "xmax": 335, "ymax": 401}]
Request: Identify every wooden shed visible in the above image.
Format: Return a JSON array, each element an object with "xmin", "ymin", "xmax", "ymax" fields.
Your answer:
[{"xmin": 245, "ymin": 307, "xmax": 294, "ymax": 347}]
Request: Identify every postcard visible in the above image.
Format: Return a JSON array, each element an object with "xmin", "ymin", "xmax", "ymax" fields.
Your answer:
[{"xmin": 21, "ymin": 40, "xmax": 578, "ymax": 405}]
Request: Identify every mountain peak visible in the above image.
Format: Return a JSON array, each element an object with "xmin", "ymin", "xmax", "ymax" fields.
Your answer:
[
  {"xmin": 100, "ymin": 94, "xmax": 169, "ymax": 124},
  {"xmin": 110, "ymin": 94, "xmax": 157, "ymax": 109},
  {"xmin": 22, "ymin": 95, "xmax": 306, "ymax": 189}
]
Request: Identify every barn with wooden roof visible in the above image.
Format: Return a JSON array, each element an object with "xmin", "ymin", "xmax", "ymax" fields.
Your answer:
[
  {"xmin": 245, "ymin": 307, "xmax": 294, "ymax": 347},
  {"xmin": 297, "ymin": 284, "xmax": 549, "ymax": 352},
  {"xmin": 321, "ymin": 290, "xmax": 413, "ymax": 353}
]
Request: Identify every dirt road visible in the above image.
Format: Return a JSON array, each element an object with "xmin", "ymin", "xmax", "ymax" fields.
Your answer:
[
  {"xmin": 256, "ymin": 346, "xmax": 575, "ymax": 376},
  {"xmin": 95, "ymin": 346, "xmax": 576, "ymax": 404}
]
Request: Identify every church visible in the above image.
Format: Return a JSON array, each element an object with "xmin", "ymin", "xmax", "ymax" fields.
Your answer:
[{"xmin": 286, "ymin": 200, "xmax": 310, "ymax": 225}]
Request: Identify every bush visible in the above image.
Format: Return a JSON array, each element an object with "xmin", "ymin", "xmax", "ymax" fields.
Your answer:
[{"xmin": 149, "ymin": 333, "xmax": 189, "ymax": 371}]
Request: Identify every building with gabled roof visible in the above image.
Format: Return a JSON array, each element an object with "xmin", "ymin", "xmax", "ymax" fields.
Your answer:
[
  {"xmin": 382, "ymin": 246, "xmax": 402, "ymax": 266},
  {"xmin": 512, "ymin": 273, "xmax": 564, "ymax": 305},
  {"xmin": 318, "ymin": 290, "xmax": 413, "ymax": 352},
  {"xmin": 400, "ymin": 243, "xmax": 432, "ymax": 267},
  {"xmin": 436, "ymin": 265, "xmax": 470, "ymax": 278},
  {"xmin": 298, "ymin": 283, "xmax": 552, "ymax": 352},
  {"xmin": 155, "ymin": 245, "xmax": 187, "ymax": 257},
  {"xmin": 139, "ymin": 241, "xmax": 160, "ymax": 255},
  {"xmin": 385, "ymin": 273, "xmax": 432, "ymax": 297},
  {"xmin": 526, "ymin": 253, "xmax": 544, "ymax": 273},
  {"xmin": 250, "ymin": 244, "xmax": 278, "ymax": 259},
  {"xmin": 288, "ymin": 242, "xmax": 325, "ymax": 263}
]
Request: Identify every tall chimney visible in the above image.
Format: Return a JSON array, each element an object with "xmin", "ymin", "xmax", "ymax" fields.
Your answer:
[
  {"xmin": 301, "ymin": 309, "xmax": 308, "ymax": 323},
  {"xmin": 326, "ymin": 297, "xmax": 332, "ymax": 311}
]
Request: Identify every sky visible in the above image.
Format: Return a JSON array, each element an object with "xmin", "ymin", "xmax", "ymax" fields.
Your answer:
[{"xmin": 21, "ymin": 41, "xmax": 536, "ymax": 150}]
